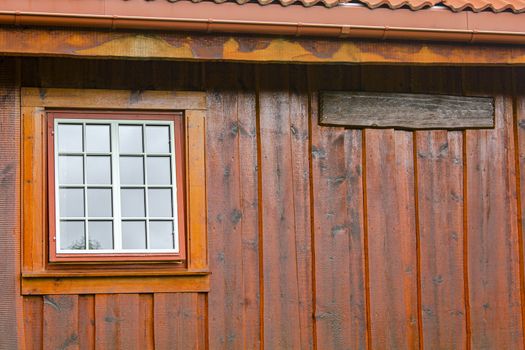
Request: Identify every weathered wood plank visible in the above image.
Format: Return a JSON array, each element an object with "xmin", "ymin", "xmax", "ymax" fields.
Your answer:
[
  {"xmin": 94, "ymin": 294, "xmax": 119, "ymax": 349},
  {"xmin": 206, "ymin": 63, "xmax": 260, "ymax": 349},
  {"xmin": 0, "ymin": 58, "xmax": 22, "ymax": 350},
  {"xmin": 320, "ymin": 91, "xmax": 494, "ymax": 129},
  {"xmin": 259, "ymin": 64, "xmax": 303, "ymax": 349},
  {"xmin": 365, "ymin": 129, "xmax": 420, "ymax": 349},
  {"xmin": 78, "ymin": 295, "xmax": 95, "ymax": 350},
  {"xmin": 43, "ymin": 295, "xmax": 79, "ymax": 350},
  {"xmin": 361, "ymin": 65, "xmax": 420, "ymax": 350},
  {"xmin": 23, "ymin": 296, "xmax": 43, "ymax": 350},
  {"xmin": 416, "ymin": 130, "xmax": 467, "ymax": 349},
  {"xmin": 310, "ymin": 65, "xmax": 367, "ymax": 350},
  {"xmin": 289, "ymin": 65, "xmax": 315, "ymax": 350},
  {"xmin": 463, "ymin": 68, "xmax": 524, "ymax": 349},
  {"xmin": 411, "ymin": 66, "xmax": 467, "ymax": 349},
  {"xmin": 117, "ymin": 294, "xmax": 141, "ymax": 350},
  {"xmin": 138, "ymin": 294, "xmax": 155, "ymax": 350},
  {"xmin": 154, "ymin": 293, "xmax": 206, "ymax": 349}
]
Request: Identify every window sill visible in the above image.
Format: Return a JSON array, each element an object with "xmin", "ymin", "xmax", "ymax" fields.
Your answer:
[{"xmin": 21, "ymin": 270, "xmax": 210, "ymax": 295}]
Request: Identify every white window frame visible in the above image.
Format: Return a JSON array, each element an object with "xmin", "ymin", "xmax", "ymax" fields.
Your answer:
[{"xmin": 54, "ymin": 118, "xmax": 180, "ymax": 254}]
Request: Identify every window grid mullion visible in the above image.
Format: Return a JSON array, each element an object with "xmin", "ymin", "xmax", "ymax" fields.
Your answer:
[
  {"xmin": 82, "ymin": 122, "xmax": 89, "ymax": 250},
  {"xmin": 170, "ymin": 123, "xmax": 178, "ymax": 251},
  {"xmin": 112, "ymin": 122, "xmax": 123, "ymax": 251},
  {"xmin": 143, "ymin": 124, "xmax": 151, "ymax": 249}
]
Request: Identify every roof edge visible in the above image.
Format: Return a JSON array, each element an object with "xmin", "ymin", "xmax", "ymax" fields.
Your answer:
[{"xmin": 1, "ymin": 0, "xmax": 525, "ymax": 44}]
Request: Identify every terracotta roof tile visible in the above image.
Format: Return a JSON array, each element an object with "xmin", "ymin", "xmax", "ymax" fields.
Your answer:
[{"xmin": 169, "ymin": 0, "xmax": 525, "ymax": 12}]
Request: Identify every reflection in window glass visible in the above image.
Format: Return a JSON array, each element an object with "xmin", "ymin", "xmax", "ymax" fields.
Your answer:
[
  {"xmin": 88, "ymin": 221, "xmax": 113, "ymax": 249},
  {"xmin": 60, "ymin": 221, "xmax": 85, "ymax": 250}
]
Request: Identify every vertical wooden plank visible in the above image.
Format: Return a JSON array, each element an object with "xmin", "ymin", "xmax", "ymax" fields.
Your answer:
[
  {"xmin": 24, "ymin": 296, "xmax": 43, "ymax": 350},
  {"xmin": 187, "ymin": 109, "xmax": 208, "ymax": 270},
  {"xmin": 0, "ymin": 58, "xmax": 22, "ymax": 349},
  {"xmin": 364, "ymin": 129, "xmax": 419, "ymax": 349},
  {"xmin": 117, "ymin": 294, "xmax": 140, "ymax": 350},
  {"xmin": 411, "ymin": 67, "xmax": 467, "ymax": 350},
  {"xmin": 154, "ymin": 293, "xmax": 206, "ymax": 349},
  {"xmin": 138, "ymin": 294, "xmax": 154, "ymax": 350},
  {"xmin": 258, "ymin": 64, "xmax": 302, "ymax": 349},
  {"xmin": 464, "ymin": 68, "xmax": 524, "ymax": 349},
  {"xmin": 415, "ymin": 130, "xmax": 466, "ymax": 349},
  {"xmin": 78, "ymin": 295, "xmax": 95, "ymax": 350},
  {"xmin": 236, "ymin": 72, "xmax": 261, "ymax": 350},
  {"xmin": 515, "ymin": 69, "xmax": 525, "ymax": 350},
  {"xmin": 309, "ymin": 65, "xmax": 367, "ymax": 350},
  {"xmin": 206, "ymin": 63, "xmax": 260, "ymax": 349},
  {"xmin": 43, "ymin": 295, "xmax": 79, "ymax": 350},
  {"xmin": 361, "ymin": 66, "xmax": 419, "ymax": 350},
  {"xmin": 289, "ymin": 65, "xmax": 314, "ymax": 350},
  {"xmin": 94, "ymin": 294, "xmax": 118, "ymax": 349},
  {"xmin": 22, "ymin": 107, "xmax": 46, "ymax": 273}
]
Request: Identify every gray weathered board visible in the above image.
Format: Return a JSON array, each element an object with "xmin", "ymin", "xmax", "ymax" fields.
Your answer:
[{"xmin": 319, "ymin": 91, "xmax": 494, "ymax": 130}]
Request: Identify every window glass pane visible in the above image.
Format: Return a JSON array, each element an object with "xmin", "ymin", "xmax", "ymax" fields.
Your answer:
[
  {"xmin": 146, "ymin": 126, "xmax": 170, "ymax": 153},
  {"xmin": 122, "ymin": 221, "xmax": 146, "ymax": 249},
  {"xmin": 58, "ymin": 124, "xmax": 83, "ymax": 153},
  {"xmin": 119, "ymin": 125, "xmax": 143, "ymax": 153},
  {"xmin": 88, "ymin": 221, "xmax": 113, "ymax": 249},
  {"xmin": 149, "ymin": 221, "xmax": 174, "ymax": 249},
  {"xmin": 121, "ymin": 189, "xmax": 145, "ymax": 217},
  {"xmin": 148, "ymin": 189, "xmax": 173, "ymax": 217},
  {"xmin": 59, "ymin": 188, "xmax": 84, "ymax": 217},
  {"xmin": 60, "ymin": 221, "xmax": 85, "ymax": 250},
  {"xmin": 86, "ymin": 124, "xmax": 110, "ymax": 153},
  {"xmin": 86, "ymin": 156, "xmax": 111, "ymax": 184},
  {"xmin": 59, "ymin": 156, "xmax": 84, "ymax": 184},
  {"xmin": 87, "ymin": 189, "xmax": 112, "ymax": 217},
  {"xmin": 120, "ymin": 156, "xmax": 144, "ymax": 185},
  {"xmin": 146, "ymin": 157, "xmax": 171, "ymax": 185}
]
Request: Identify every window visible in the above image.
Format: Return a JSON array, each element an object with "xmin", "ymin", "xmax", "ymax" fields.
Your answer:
[
  {"xmin": 22, "ymin": 88, "xmax": 208, "ymax": 295},
  {"xmin": 48, "ymin": 112, "xmax": 186, "ymax": 262}
]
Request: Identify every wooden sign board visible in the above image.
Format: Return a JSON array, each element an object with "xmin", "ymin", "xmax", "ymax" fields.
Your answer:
[{"xmin": 319, "ymin": 91, "xmax": 494, "ymax": 130}]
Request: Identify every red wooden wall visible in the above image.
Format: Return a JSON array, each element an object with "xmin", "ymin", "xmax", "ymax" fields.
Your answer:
[{"xmin": 8, "ymin": 58, "xmax": 525, "ymax": 349}]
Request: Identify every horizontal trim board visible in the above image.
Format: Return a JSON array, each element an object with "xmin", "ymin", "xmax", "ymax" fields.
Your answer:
[
  {"xmin": 22, "ymin": 270, "xmax": 210, "ymax": 278},
  {"xmin": 21, "ymin": 274, "xmax": 210, "ymax": 295},
  {"xmin": 319, "ymin": 91, "xmax": 494, "ymax": 129},
  {"xmin": 21, "ymin": 88, "xmax": 206, "ymax": 110},
  {"xmin": 5, "ymin": 28, "xmax": 525, "ymax": 65}
]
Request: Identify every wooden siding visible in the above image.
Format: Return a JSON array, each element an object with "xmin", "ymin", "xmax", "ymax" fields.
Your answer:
[
  {"xmin": 0, "ymin": 58, "xmax": 21, "ymax": 349},
  {"xmin": 13, "ymin": 58, "xmax": 525, "ymax": 349}
]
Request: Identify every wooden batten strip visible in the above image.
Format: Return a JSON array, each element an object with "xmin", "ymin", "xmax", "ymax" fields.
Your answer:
[
  {"xmin": 21, "ymin": 88, "xmax": 206, "ymax": 110},
  {"xmin": 22, "ymin": 275, "xmax": 210, "ymax": 295},
  {"xmin": 319, "ymin": 92, "xmax": 494, "ymax": 130}
]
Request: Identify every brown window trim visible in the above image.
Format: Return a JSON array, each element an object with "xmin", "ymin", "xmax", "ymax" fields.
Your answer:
[
  {"xmin": 47, "ymin": 110, "xmax": 187, "ymax": 263},
  {"xmin": 21, "ymin": 88, "xmax": 208, "ymax": 295}
]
